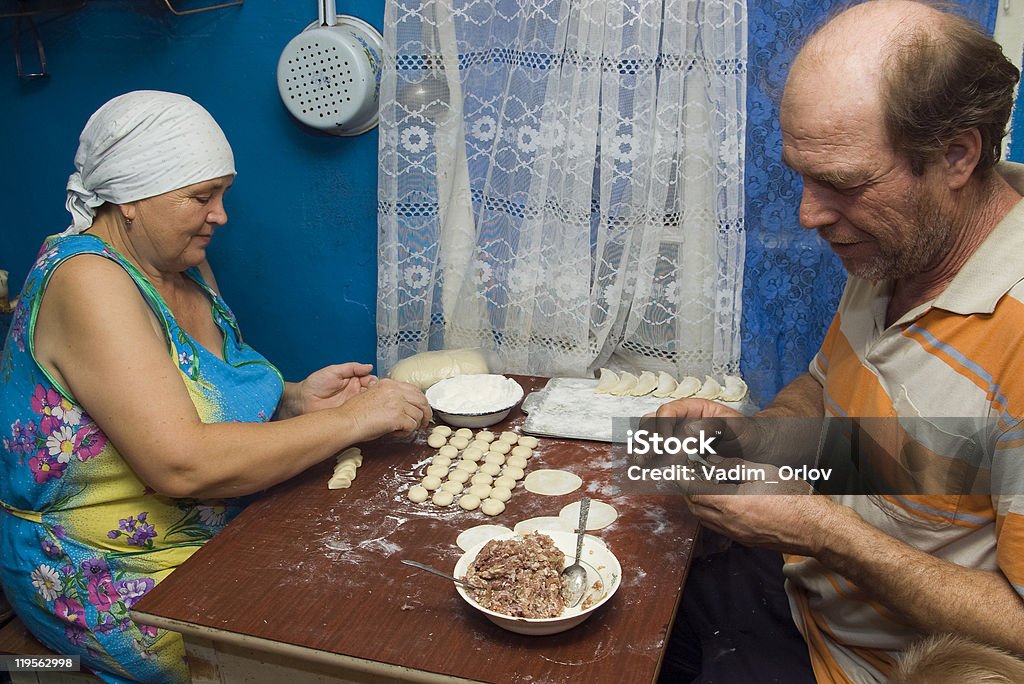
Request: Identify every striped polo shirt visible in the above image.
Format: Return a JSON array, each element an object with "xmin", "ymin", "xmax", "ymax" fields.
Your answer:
[{"xmin": 785, "ymin": 162, "xmax": 1024, "ymax": 683}]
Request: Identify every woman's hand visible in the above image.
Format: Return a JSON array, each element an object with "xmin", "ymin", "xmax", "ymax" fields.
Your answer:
[
  {"xmin": 277, "ymin": 363, "xmax": 377, "ymax": 419},
  {"xmin": 337, "ymin": 378, "xmax": 432, "ymax": 440}
]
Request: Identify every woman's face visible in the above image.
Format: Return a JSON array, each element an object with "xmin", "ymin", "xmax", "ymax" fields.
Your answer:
[{"xmin": 128, "ymin": 175, "xmax": 234, "ymax": 272}]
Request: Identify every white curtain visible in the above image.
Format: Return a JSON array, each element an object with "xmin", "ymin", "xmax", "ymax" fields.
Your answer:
[{"xmin": 377, "ymin": 0, "xmax": 747, "ymax": 380}]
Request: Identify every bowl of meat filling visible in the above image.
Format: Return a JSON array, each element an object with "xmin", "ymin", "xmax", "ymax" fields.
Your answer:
[{"xmin": 454, "ymin": 530, "xmax": 621, "ymax": 635}]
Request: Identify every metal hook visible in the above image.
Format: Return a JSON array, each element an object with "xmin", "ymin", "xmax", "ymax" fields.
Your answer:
[
  {"xmin": 13, "ymin": 14, "xmax": 47, "ymax": 79},
  {"xmin": 162, "ymin": 0, "xmax": 244, "ymax": 16}
]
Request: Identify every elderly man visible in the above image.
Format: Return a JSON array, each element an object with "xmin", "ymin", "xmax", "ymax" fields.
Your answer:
[{"xmin": 657, "ymin": 1, "xmax": 1024, "ymax": 682}]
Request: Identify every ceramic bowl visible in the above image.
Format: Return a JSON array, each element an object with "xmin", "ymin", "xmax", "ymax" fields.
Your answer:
[
  {"xmin": 425, "ymin": 375, "xmax": 525, "ymax": 428},
  {"xmin": 453, "ymin": 530, "xmax": 621, "ymax": 636}
]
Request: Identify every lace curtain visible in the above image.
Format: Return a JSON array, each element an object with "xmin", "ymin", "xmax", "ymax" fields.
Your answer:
[{"xmin": 377, "ymin": 0, "xmax": 747, "ymax": 381}]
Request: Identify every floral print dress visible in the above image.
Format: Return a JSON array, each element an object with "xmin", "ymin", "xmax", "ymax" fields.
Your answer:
[{"xmin": 0, "ymin": 234, "xmax": 284, "ymax": 683}]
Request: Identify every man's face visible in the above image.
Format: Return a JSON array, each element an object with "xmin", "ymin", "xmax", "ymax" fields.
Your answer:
[{"xmin": 780, "ymin": 68, "xmax": 954, "ymax": 281}]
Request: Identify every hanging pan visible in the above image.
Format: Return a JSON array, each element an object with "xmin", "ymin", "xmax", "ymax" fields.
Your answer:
[{"xmin": 277, "ymin": 0, "xmax": 384, "ymax": 136}]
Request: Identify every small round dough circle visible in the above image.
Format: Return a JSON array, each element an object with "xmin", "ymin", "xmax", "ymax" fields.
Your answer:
[
  {"xmin": 456, "ymin": 524, "xmax": 512, "ymax": 552},
  {"xmin": 498, "ymin": 431, "xmax": 519, "ymax": 444},
  {"xmin": 454, "ymin": 428, "xmax": 474, "ymax": 439},
  {"xmin": 469, "ymin": 440, "xmax": 490, "ymax": 452},
  {"xmin": 425, "ymin": 465, "xmax": 449, "ymax": 478},
  {"xmin": 559, "ymin": 499, "xmax": 618, "ymax": 531},
  {"xmin": 468, "ymin": 484, "xmax": 492, "ymax": 499},
  {"xmin": 492, "ymin": 475, "xmax": 516, "ymax": 491},
  {"xmin": 426, "ymin": 433, "xmax": 447, "ymax": 448},
  {"xmin": 438, "ymin": 445, "xmax": 459, "ymax": 459},
  {"xmin": 501, "ymin": 466, "xmax": 525, "ymax": 481},
  {"xmin": 518, "ymin": 435, "xmax": 539, "ymax": 449},
  {"xmin": 489, "ymin": 486, "xmax": 512, "ymax": 502},
  {"xmin": 441, "ymin": 480, "xmax": 464, "ymax": 494},
  {"xmin": 481, "ymin": 498, "xmax": 506, "ymax": 516},
  {"xmin": 407, "ymin": 485, "xmax": 429, "ymax": 503},
  {"xmin": 462, "ymin": 447, "xmax": 484, "ymax": 462},
  {"xmin": 505, "ymin": 455, "xmax": 527, "ymax": 470},
  {"xmin": 421, "ymin": 475, "xmax": 443, "ymax": 491},
  {"xmin": 430, "ymin": 455, "xmax": 452, "ymax": 468},
  {"xmin": 510, "ymin": 445, "xmax": 533, "ymax": 459},
  {"xmin": 432, "ymin": 490, "xmax": 455, "ymax": 506},
  {"xmin": 513, "ymin": 516, "xmax": 573, "ymax": 535},
  {"xmin": 524, "ymin": 469, "xmax": 583, "ymax": 496},
  {"xmin": 470, "ymin": 472, "xmax": 493, "ymax": 486},
  {"xmin": 458, "ymin": 494, "xmax": 481, "ymax": 511},
  {"xmin": 476, "ymin": 431, "xmax": 495, "ymax": 443},
  {"xmin": 483, "ymin": 453, "xmax": 506, "ymax": 466},
  {"xmin": 431, "ymin": 425, "xmax": 453, "ymax": 437},
  {"xmin": 449, "ymin": 436, "xmax": 470, "ymax": 450},
  {"xmin": 447, "ymin": 469, "xmax": 471, "ymax": 484},
  {"xmin": 488, "ymin": 442, "xmax": 511, "ymax": 455},
  {"xmin": 455, "ymin": 459, "xmax": 478, "ymax": 473},
  {"xmin": 479, "ymin": 462, "xmax": 501, "ymax": 476}
]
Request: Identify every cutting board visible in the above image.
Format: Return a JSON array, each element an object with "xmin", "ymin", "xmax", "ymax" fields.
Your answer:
[{"xmin": 520, "ymin": 377, "xmax": 753, "ymax": 442}]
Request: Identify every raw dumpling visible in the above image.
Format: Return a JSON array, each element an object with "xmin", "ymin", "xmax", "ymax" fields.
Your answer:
[
  {"xmin": 719, "ymin": 375, "xmax": 749, "ymax": 402},
  {"xmin": 609, "ymin": 371, "xmax": 639, "ymax": 396},
  {"xmin": 630, "ymin": 371, "xmax": 659, "ymax": 396},
  {"xmin": 651, "ymin": 371, "xmax": 678, "ymax": 398},
  {"xmin": 693, "ymin": 375, "xmax": 722, "ymax": 400},
  {"xmin": 595, "ymin": 368, "xmax": 619, "ymax": 393},
  {"xmin": 670, "ymin": 375, "xmax": 702, "ymax": 399}
]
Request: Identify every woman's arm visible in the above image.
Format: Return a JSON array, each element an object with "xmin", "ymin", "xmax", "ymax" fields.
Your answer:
[{"xmin": 33, "ymin": 255, "xmax": 430, "ymax": 499}]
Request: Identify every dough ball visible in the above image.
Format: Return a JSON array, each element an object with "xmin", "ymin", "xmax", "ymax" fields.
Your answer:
[
  {"xmin": 431, "ymin": 455, "xmax": 452, "ymax": 468},
  {"xmin": 455, "ymin": 459, "xmax": 478, "ymax": 473},
  {"xmin": 458, "ymin": 494, "xmax": 481, "ymax": 511},
  {"xmin": 470, "ymin": 472, "xmax": 494, "ymax": 486},
  {"xmin": 517, "ymin": 436, "xmax": 539, "ymax": 449},
  {"xmin": 489, "ymin": 486, "xmax": 512, "ymax": 502},
  {"xmin": 438, "ymin": 445, "xmax": 459, "ymax": 459},
  {"xmin": 493, "ymin": 475, "xmax": 517, "ymax": 490},
  {"xmin": 426, "ymin": 433, "xmax": 447, "ymax": 448},
  {"xmin": 498, "ymin": 431, "xmax": 519, "ymax": 444},
  {"xmin": 386, "ymin": 348, "xmax": 489, "ymax": 390},
  {"xmin": 480, "ymin": 462, "xmax": 501, "ymax": 476},
  {"xmin": 447, "ymin": 469, "xmax": 471, "ymax": 484},
  {"xmin": 481, "ymin": 498, "xmax": 506, "ymax": 516},
  {"xmin": 506, "ymin": 455, "xmax": 528, "ymax": 470},
  {"xmin": 469, "ymin": 439, "xmax": 491, "ymax": 452},
  {"xmin": 425, "ymin": 465, "xmax": 449, "ymax": 478},
  {"xmin": 407, "ymin": 485, "xmax": 429, "ymax": 503},
  {"xmin": 462, "ymin": 447, "xmax": 484, "ymax": 462},
  {"xmin": 449, "ymin": 436, "xmax": 470, "ymax": 450},
  {"xmin": 454, "ymin": 428, "xmax": 474, "ymax": 439},
  {"xmin": 468, "ymin": 484, "xmax": 492, "ymax": 499},
  {"xmin": 510, "ymin": 445, "xmax": 532, "ymax": 459},
  {"xmin": 432, "ymin": 490, "xmax": 455, "ymax": 506},
  {"xmin": 441, "ymin": 480, "xmax": 464, "ymax": 494},
  {"xmin": 488, "ymin": 442, "xmax": 510, "ymax": 455},
  {"xmin": 421, "ymin": 475, "xmax": 443, "ymax": 491},
  {"xmin": 431, "ymin": 425, "xmax": 453, "ymax": 437},
  {"xmin": 483, "ymin": 453, "xmax": 506, "ymax": 466},
  {"xmin": 476, "ymin": 431, "xmax": 496, "ymax": 443},
  {"xmin": 502, "ymin": 466, "xmax": 525, "ymax": 481}
]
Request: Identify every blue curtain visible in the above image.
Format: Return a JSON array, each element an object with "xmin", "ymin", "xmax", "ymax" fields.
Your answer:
[{"xmin": 740, "ymin": 0, "xmax": 999, "ymax": 406}]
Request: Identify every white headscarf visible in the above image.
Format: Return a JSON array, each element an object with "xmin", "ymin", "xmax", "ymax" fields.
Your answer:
[{"xmin": 64, "ymin": 90, "xmax": 236, "ymax": 235}]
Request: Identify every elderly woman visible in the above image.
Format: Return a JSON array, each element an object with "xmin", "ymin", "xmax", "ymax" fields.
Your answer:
[{"xmin": 0, "ymin": 91, "xmax": 431, "ymax": 683}]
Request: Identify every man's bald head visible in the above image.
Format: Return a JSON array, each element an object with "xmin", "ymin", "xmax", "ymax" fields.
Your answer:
[{"xmin": 784, "ymin": 0, "xmax": 1018, "ymax": 176}]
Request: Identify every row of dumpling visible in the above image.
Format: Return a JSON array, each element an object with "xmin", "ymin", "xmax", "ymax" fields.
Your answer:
[{"xmin": 594, "ymin": 368, "xmax": 748, "ymax": 402}]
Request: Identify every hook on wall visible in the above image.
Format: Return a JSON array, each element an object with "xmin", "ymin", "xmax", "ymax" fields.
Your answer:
[{"xmin": 161, "ymin": 0, "xmax": 243, "ymax": 16}]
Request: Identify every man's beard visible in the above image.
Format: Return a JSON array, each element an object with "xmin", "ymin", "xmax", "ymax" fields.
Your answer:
[{"xmin": 845, "ymin": 191, "xmax": 956, "ymax": 281}]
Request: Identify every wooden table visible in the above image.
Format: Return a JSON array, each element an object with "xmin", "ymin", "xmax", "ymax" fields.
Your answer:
[{"xmin": 132, "ymin": 376, "xmax": 700, "ymax": 684}]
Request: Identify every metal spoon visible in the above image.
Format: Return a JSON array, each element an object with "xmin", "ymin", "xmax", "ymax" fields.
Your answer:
[
  {"xmin": 562, "ymin": 496, "xmax": 591, "ymax": 607},
  {"xmin": 401, "ymin": 559, "xmax": 482, "ymax": 590}
]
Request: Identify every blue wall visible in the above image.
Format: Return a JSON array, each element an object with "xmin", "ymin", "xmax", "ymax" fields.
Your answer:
[{"xmin": 0, "ymin": 0, "xmax": 383, "ymax": 382}]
